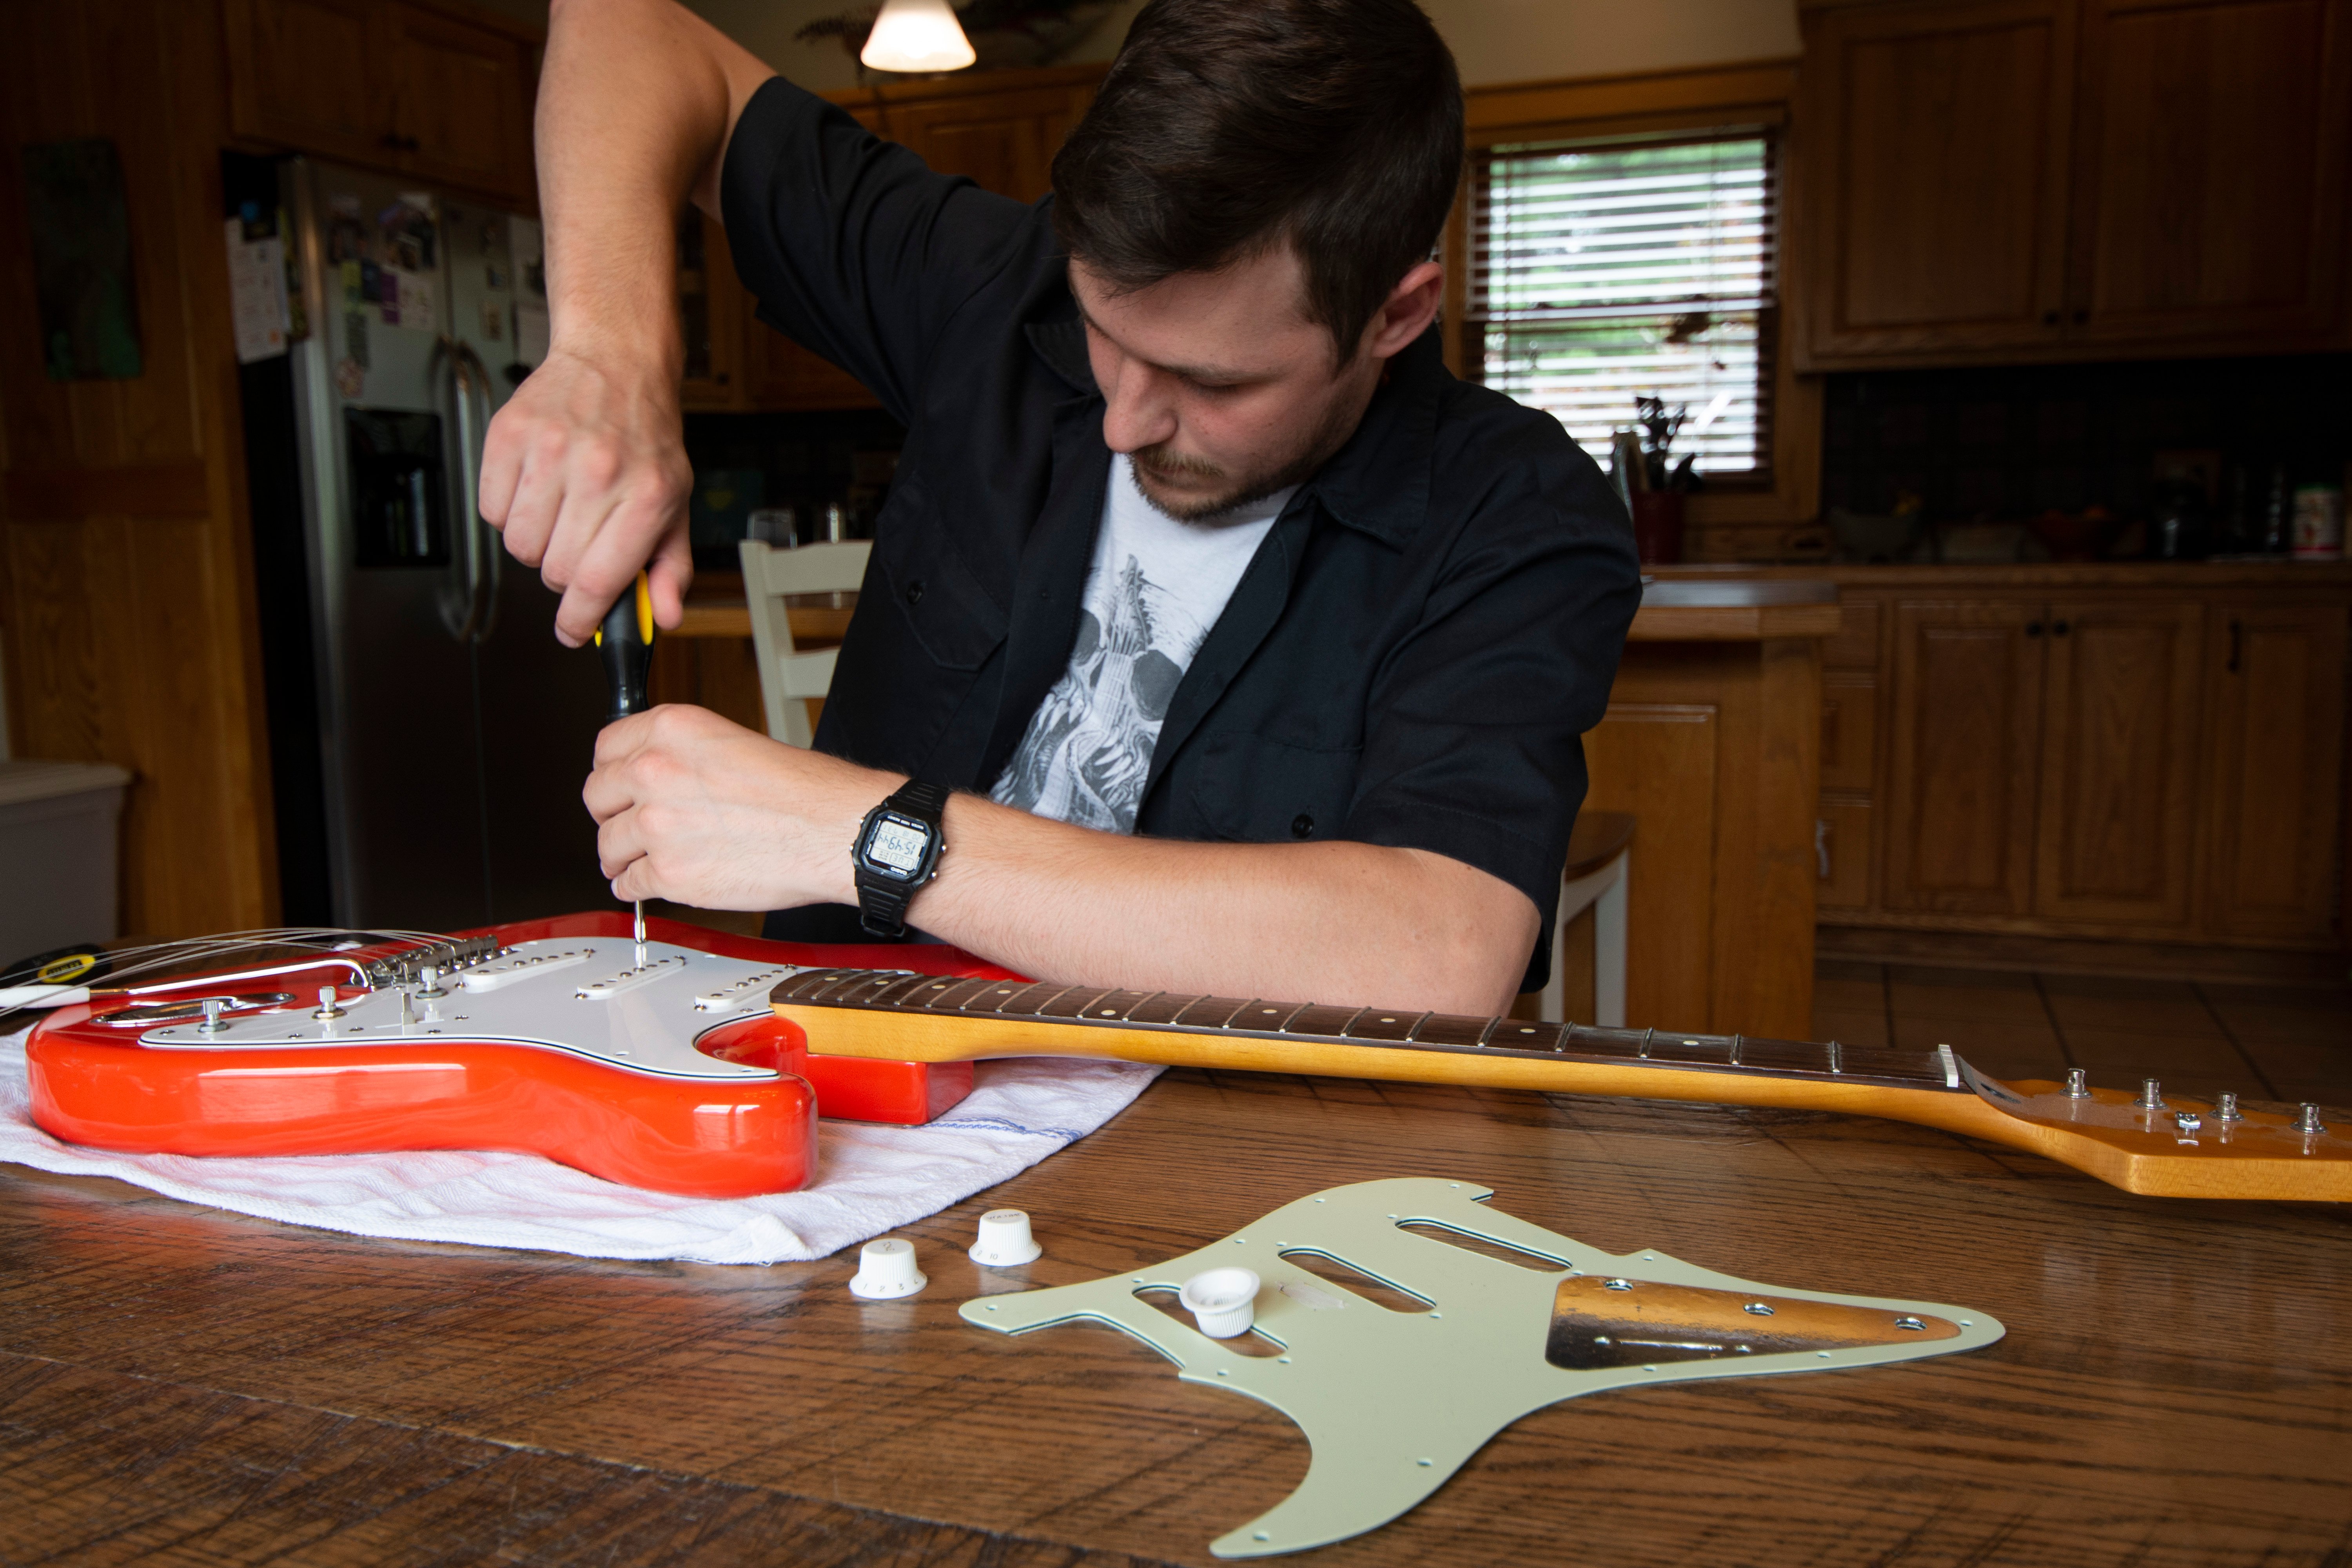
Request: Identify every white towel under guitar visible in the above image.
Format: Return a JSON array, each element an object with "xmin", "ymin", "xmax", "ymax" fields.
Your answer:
[{"xmin": 0, "ymin": 1023, "xmax": 1159, "ymax": 1264}]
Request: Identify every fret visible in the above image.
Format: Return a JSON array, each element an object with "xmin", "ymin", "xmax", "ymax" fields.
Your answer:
[
  {"xmin": 1232, "ymin": 1000, "xmax": 1309, "ymax": 1033},
  {"xmin": 1410, "ymin": 1013, "xmax": 1494, "ymax": 1047},
  {"xmin": 1488, "ymin": 1020, "xmax": 1566, "ymax": 1052},
  {"xmin": 976, "ymin": 981, "xmax": 1070, "ymax": 1016},
  {"xmin": 1037, "ymin": 986, "xmax": 1118, "ymax": 1020},
  {"xmin": 1740, "ymin": 1036, "xmax": 1837, "ymax": 1076},
  {"xmin": 862, "ymin": 973, "xmax": 939, "ymax": 1009},
  {"xmin": 907, "ymin": 976, "xmax": 997, "ymax": 1011},
  {"xmin": 1282, "ymin": 1004, "xmax": 1364, "ymax": 1036},
  {"xmin": 1557, "ymin": 1025, "xmax": 1650, "ymax": 1062},
  {"xmin": 1172, "ymin": 996, "xmax": 1255, "ymax": 1029},
  {"xmin": 769, "ymin": 969, "xmax": 851, "ymax": 1003},
  {"xmin": 1343, "ymin": 1010, "xmax": 1428, "ymax": 1042},
  {"xmin": 956, "ymin": 980, "xmax": 1041, "ymax": 1014},
  {"xmin": 1124, "ymin": 992, "xmax": 1198, "ymax": 1025},
  {"xmin": 1648, "ymin": 1033, "xmax": 1738, "ymax": 1068},
  {"xmin": 825, "ymin": 971, "xmax": 922, "ymax": 1007},
  {"xmin": 1074, "ymin": 990, "xmax": 1159, "ymax": 1022}
]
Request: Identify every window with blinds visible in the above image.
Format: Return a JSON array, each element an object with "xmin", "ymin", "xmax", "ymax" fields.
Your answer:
[{"xmin": 1468, "ymin": 129, "xmax": 1776, "ymax": 481}]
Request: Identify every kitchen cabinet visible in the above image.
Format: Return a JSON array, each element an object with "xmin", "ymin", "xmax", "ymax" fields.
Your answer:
[
  {"xmin": 1796, "ymin": 0, "xmax": 2352, "ymax": 368},
  {"xmin": 225, "ymin": 0, "xmax": 535, "ymax": 204},
  {"xmin": 1664, "ymin": 564, "xmax": 2352, "ymax": 967},
  {"xmin": 1798, "ymin": 0, "xmax": 2077, "ymax": 363},
  {"xmin": 1882, "ymin": 600, "xmax": 2046, "ymax": 916},
  {"xmin": 2029, "ymin": 600, "xmax": 2203, "ymax": 927},
  {"xmin": 2203, "ymin": 604, "xmax": 2349, "ymax": 940}
]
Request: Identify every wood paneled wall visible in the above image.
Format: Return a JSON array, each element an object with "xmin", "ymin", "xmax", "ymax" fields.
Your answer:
[{"xmin": 0, "ymin": 0, "xmax": 277, "ymax": 937}]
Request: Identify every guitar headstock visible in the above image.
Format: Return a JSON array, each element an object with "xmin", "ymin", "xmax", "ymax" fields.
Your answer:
[{"xmin": 1962, "ymin": 1063, "xmax": 2350, "ymax": 1201}]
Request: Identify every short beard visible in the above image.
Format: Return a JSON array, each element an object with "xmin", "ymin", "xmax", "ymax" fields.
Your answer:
[{"xmin": 1128, "ymin": 384, "xmax": 1366, "ymax": 524}]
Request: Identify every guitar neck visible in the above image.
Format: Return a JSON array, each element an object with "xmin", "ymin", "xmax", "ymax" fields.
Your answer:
[
  {"xmin": 766, "ymin": 967, "xmax": 2352, "ymax": 1203},
  {"xmin": 769, "ymin": 968, "xmax": 1970, "ymax": 1113}
]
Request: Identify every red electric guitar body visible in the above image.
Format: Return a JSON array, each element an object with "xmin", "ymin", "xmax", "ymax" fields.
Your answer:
[{"xmin": 25, "ymin": 913, "xmax": 1014, "ymax": 1199}]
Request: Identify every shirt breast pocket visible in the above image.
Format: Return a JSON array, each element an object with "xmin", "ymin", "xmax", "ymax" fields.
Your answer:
[
  {"xmin": 874, "ymin": 473, "xmax": 1008, "ymax": 673},
  {"xmin": 1187, "ymin": 730, "xmax": 1363, "ymax": 845}
]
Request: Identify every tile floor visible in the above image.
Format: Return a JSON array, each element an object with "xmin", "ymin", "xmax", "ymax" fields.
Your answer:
[{"xmin": 1813, "ymin": 960, "xmax": 2352, "ymax": 1111}]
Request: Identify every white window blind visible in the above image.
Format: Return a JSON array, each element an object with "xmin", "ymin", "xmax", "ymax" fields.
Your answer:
[{"xmin": 1469, "ymin": 130, "xmax": 1776, "ymax": 479}]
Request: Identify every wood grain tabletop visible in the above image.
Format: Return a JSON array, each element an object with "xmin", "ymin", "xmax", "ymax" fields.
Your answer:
[{"xmin": 5, "ymin": 1066, "xmax": 2348, "ymax": 1566}]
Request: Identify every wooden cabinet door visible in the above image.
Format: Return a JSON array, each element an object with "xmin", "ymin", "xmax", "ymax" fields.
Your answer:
[
  {"xmin": 390, "ymin": 7, "xmax": 532, "ymax": 203},
  {"xmin": 880, "ymin": 83, "xmax": 1095, "ymax": 203},
  {"xmin": 2068, "ymin": 0, "xmax": 2351, "ymax": 351},
  {"xmin": 1797, "ymin": 0, "xmax": 2076, "ymax": 367},
  {"xmin": 1883, "ymin": 600, "xmax": 2046, "ymax": 915},
  {"xmin": 224, "ymin": 0, "xmax": 395, "ymax": 169},
  {"xmin": 680, "ymin": 213, "xmax": 745, "ymax": 409},
  {"xmin": 2203, "ymin": 604, "xmax": 2348, "ymax": 943},
  {"xmin": 2030, "ymin": 600, "xmax": 2204, "ymax": 927}
]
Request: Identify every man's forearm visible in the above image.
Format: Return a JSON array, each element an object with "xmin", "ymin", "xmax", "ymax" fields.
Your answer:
[
  {"xmin": 538, "ymin": 0, "xmax": 750, "ymax": 367},
  {"xmin": 909, "ymin": 795, "xmax": 1540, "ymax": 1017}
]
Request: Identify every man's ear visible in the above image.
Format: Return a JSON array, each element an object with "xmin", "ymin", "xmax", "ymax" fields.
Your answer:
[{"xmin": 1366, "ymin": 260, "xmax": 1444, "ymax": 361}]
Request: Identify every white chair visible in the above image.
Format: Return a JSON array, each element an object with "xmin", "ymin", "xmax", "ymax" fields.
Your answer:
[
  {"xmin": 1537, "ymin": 810, "xmax": 1633, "ymax": 1028},
  {"xmin": 739, "ymin": 538, "xmax": 871, "ymax": 748}
]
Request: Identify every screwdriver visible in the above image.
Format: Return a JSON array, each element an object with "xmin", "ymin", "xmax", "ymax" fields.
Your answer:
[{"xmin": 596, "ymin": 570, "xmax": 657, "ymax": 966}]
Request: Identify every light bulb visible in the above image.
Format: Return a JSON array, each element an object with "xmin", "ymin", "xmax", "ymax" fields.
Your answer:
[{"xmin": 860, "ymin": 0, "xmax": 976, "ymax": 73}]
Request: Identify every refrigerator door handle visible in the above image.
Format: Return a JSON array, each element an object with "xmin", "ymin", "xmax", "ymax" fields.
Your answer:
[
  {"xmin": 452, "ymin": 339, "xmax": 501, "ymax": 643},
  {"xmin": 434, "ymin": 337, "xmax": 498, "ymax": 644}
]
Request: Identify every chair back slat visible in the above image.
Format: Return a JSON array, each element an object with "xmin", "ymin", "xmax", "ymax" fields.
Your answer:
[{"xmin": 739, "ymin": 539, "xmax": 871, "ymax": 748}]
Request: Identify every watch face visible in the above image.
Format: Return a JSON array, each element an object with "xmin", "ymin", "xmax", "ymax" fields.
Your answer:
[{"xmin": 864, "ymin": 814, "xmax": 931, "ymax": 878}]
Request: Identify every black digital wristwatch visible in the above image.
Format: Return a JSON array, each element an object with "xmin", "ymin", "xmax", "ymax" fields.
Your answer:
[{"xmin": 852, "ymin": 780, "xmax": 950, "ymax": 937}]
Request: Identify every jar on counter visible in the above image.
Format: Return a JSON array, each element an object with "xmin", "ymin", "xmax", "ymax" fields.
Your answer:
[{"xmin": 2292, "ymin": 485, "xmax": 2345, "ymax": 561}]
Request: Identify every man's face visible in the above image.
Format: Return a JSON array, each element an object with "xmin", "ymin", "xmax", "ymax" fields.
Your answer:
[{"xmin": 1071, "ymin": 247, "xmax": 1380, "ymax": 522}]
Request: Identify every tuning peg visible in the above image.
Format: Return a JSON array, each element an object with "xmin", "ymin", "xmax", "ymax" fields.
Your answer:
[
  {"xmin": 2216, "ymin": 1093, "xmax": 2242, "ymax": 1123},
  {"xmin": 2296, "ymin": 1103, "xmax": 2327, "ymax": 1135},
  {"xmin": 2133, "ymin": 1078, "xmax": 2165, "ymax": 1112},
  {"xmin": 2065, "ymin": 1068, "xmax": 2089, "ymax": 1099}
]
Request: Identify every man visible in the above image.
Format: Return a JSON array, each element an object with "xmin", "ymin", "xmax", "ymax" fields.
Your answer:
[{"xmin": 479, "ymin": 0, "xmax": 1639, "ymax": 1017}]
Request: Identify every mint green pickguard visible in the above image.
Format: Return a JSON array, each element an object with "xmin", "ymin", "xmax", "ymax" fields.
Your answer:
[{"xmin": 961, "ymin": 1177, "xmax": 2004, "ymax": 1558}]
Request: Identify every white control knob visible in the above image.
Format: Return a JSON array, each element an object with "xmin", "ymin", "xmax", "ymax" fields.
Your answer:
[
  {"xmin": 1179, "ymin": 1267, "xmax": 1261, "ymax": 1339},
  {"xmin": 967, "ymin": 1208, "xmax": 1042, "ymax": 1267},
  {"xmin": 848, "ymin": 1237, "xmax": 927, "ymax": 1299}
]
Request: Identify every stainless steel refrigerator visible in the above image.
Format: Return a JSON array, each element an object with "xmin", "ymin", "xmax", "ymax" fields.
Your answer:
[{"xmin": 241, "ymin": 154, "xmax": 617, "ymax": 934}]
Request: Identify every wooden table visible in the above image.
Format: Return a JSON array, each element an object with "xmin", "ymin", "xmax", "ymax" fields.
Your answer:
[{"xmin": 7, "ymin": 1065, "xmax": 2346, "ymax": 1564}]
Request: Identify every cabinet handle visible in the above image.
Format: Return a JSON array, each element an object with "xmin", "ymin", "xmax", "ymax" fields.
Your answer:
[
  {"xmin": 2025, "ymin": 621, "xmax": 2044, "ymax": 637},
  {"xmin": 2228, "ymin": 618, "xmax": 2243, "ymax": 673},
  {"xmin": 2052, "ymin": 619, "xmax": 2071, "ymax": 637},
  {"xmin": 1816, "ymin": 819, "xmax": 1831, "ymax": 881}
]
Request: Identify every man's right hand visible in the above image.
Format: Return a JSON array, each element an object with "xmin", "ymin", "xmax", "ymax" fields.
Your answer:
[
  {"xmin": 478, "ymin": 343, "xmax": 695, "ymax": 647},
  {"xmin": 481, "ymin": 0, "xmax": 774, "ymax": 644}
]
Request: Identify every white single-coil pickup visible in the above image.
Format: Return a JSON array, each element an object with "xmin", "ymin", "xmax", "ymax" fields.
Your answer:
[
  {"xmin": 693, "ymin": 968, "xmax": 795, "ymax": 1013},
  {"xmin": 459, "ymin": 948, "xmax": 595, "ymax": 992},
  {"xmin": 576, "ymin": 954, "xmax": 690, "ymax": 1000}
]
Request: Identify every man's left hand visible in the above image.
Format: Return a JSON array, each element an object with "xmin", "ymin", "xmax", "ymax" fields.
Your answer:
[{"xmin": 584, "ymin": 705, "xmax": 893, "ymax": 910}]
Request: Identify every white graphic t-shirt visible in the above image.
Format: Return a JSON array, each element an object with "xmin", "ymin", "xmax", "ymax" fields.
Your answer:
[{"xmin": 990, "ymin": 454, "xmax": 1295, "ymax": 833}]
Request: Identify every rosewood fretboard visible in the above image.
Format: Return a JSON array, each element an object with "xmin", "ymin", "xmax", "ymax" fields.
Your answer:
[{"xmin": 769, "ymin": 969, "xmax": 1965, "ymax": 1093}]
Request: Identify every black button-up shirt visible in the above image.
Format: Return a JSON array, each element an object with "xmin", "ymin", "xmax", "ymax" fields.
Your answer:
[{"xmin": 724, "ymin": 79, "xmax": 1640, "ymax": 988}]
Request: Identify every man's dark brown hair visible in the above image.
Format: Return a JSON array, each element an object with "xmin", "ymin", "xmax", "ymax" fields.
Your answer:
[{"xmin": 1051, "ymin": 0, "xmax": 1464, "ymax": 360}]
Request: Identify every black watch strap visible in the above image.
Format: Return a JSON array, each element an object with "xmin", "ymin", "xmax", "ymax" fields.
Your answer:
[{"xmin": 855, "ymin": 780, "xmax": 951, "ymax": 938}]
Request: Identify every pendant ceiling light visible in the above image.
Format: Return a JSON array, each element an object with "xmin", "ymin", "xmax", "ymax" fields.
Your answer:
[{"xmin": 861, "ymin": 0, "xmax": 976, "ymax": 73}]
